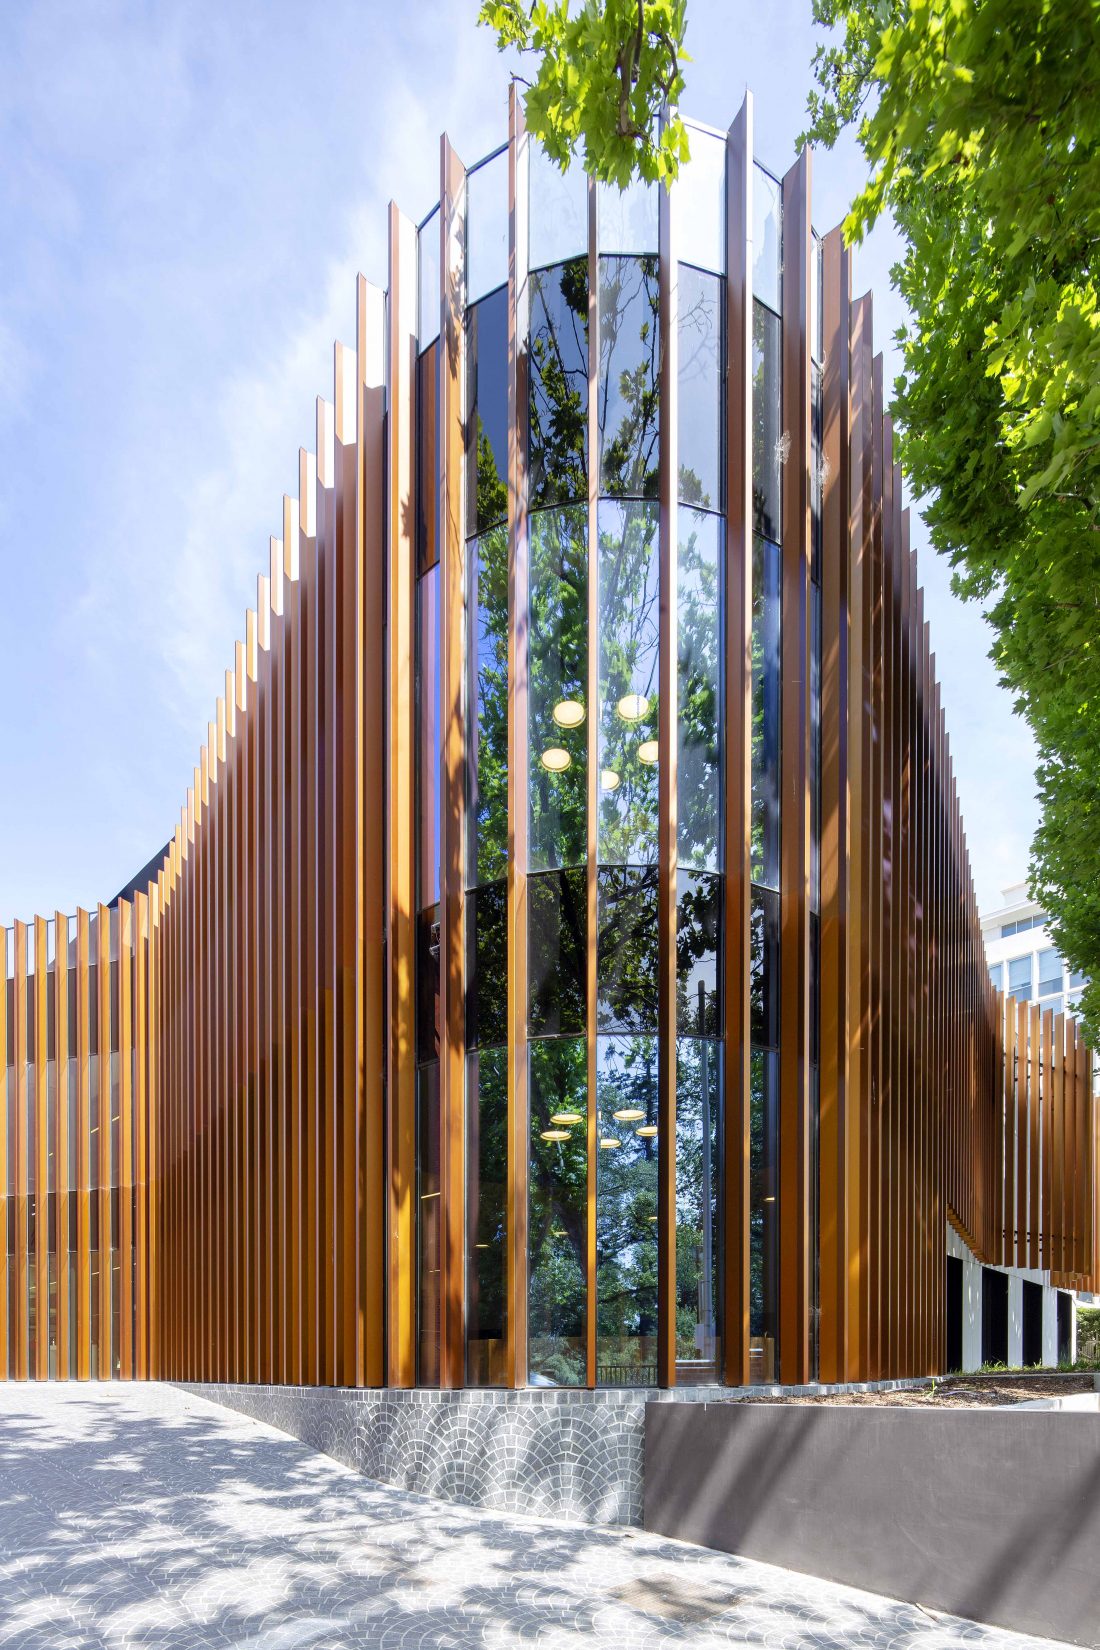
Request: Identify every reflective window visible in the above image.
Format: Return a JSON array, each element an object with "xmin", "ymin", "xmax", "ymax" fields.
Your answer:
[
  {"xmin": 676, "ymin": 1036, "xmax": 721, "ymax": 1381},
  {"xmin": 1069, "ymin": 967, "xmax": 1087, "ymax": 990},
  {"xmin": 466, "ymin": 881, "xmax": 507, "ymax": 1050},
  {"xmin": 466, "ymin": 289, "xmax": 509, "ymax": 537},
  {"xmin": 466, "ymin": 148, "xmax": 509, "ymax": 305},
  {"xmin": 749, "ymin": 1047, "xmax": 779, "ymax": 1382},
  {"xmin": 677, "ymin": 871, "xmax": 721, "ymax": 1036},
  {"xmin": 529, "ymin": 143, "xmax": 588, "ymax": 271},
  {"xmin": 598, "ymin": 499, "xmax": 660, "ymax": 864},
  {"xmin": 678, "ymin": 267, "xmax": 724, "ymax": 511},
  {"xmin": 750, "ymin": 886, "xmax": 780, "ymax": 1050},
  {"xmin": 1008, "ymin": 955, "xmax": 1033, "ymax": 1001},
  {"xmin": 752, "ymin": 165, "xmax": 781, "ymax": 313},
  {"xmin": 419, "ymin": 205, "xmax": 441, "ymax": 348},
  {"xmin": 416, "ymin": 906, "xmax": 440, "ymax": 1065},
  {"xmin": 416, "ymin": 568, "xmax": 441, "ymax": 909},
  {"xmin": 675, "ymin": 127, "xmax": 726, "ymax": 274},
  {"xmin": 810, "ymin": 580, "xmax": 822, "ymax": 912},
  {"xmin": 1037, "ymin": 948, "xmax": 1062, "ymax": 996},
  {"xmin": 678, "ymin": 508, "xmax": 721, "ymax": 872},
  {"xmin": 751, "ymin": 536, "xmax": 781, "ymax": 888},
  {"xmin": 752, "ymin": 303, "xmax": 781, "ymax": 542},
  {"xmin": 1044, "ymin": 996, "xmax": 1064, "ymax": 1017},
  {"xmin": 811, "ymin": 362, "xmax": 823, "ymax": 583},
  {"xmin": 529, "ymin": 261, "xmax": 589, "ymax": 509},
  {"xmin": 811, "ymin": 232, "xmax": 823, "ymax": 365},
  {"xmin": 467, "ymin": 526, "xmax": 509, "ymax": 886},
  {"xmin": 528, "ymin": 868, "xmax": 587, "ymax": 1037},
  {"xmin": 596, "ymin": 1034, "xmax": 658, "ymax": 1384},
  {"xmin": 598, "ymin": 177, "xmax": 658, "ymax": 254},
  {"xmin": 416, "ymin": 1062, "xmax": 440, "ymax": 1385},
  {"xmin": 597, "ymin": 866, "xmax": 659, "ymax": 1034},
  {"xmin": 988, "ymin": 961, "xmax": 1003, "ymax": 991},
  {"xmin": 417, "ymin": 343, "xmax": 438, "ymax": 572},
  {"xmin": 599, "ymin": 257, "xmax": 660, "ymax": 498},
  {"xmin": 529, "ymin": 506, "xmax": 588, "ymax": 871},
  {"xmin": 529, "ymin": 1036, "xmax": 587, "ymax": 1385},
  {"xmin": 466, "ymin": 1044, "xmax": 507, "ymax": 1385}
]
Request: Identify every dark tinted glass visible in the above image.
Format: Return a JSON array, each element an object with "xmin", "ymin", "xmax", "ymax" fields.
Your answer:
[
  {"xmin": 810, "ymin": 579, "xmax": 822, "ymax": 913},
  {"xmin": 598, "ymin": 255, "xmax": 660, "ymax": 498},
  {"xmin": 752, "ymin": 302, "xmax": 781, "ymax": 543},
  {"xmin": 678, "ymin": 509, "xmax": 721, "ymax": 872},
  {"xmin": 529, "ymin": 260, "xmax": 589, "ymax": 509},
  {"xmin": 676, "ymin": 1036, "xmax": 721, "ymax": 1381},
  {"xmin": 529, "ymin": 506, "xmax": 588, "ymax": 871},
  {"xmin": 678, "ymin": 265, "xmax": 724, "ymax": 511},
  {"xmin": 416, "ymin": 1062, "xmax": 440, "ymax": 1385},
  {"xmin": 466, "ymin": 1044, "xmax": 507, "ymax": 1385},
  {"xmin": 467, "ymin": 526, "xmax": 509, "ymax": 887},
  {"xmin": 751, "ymin": 535, "xmax": 781, "ymax": 888},
  {"xmin": 416, "ymin": 904, "xmax": 440, "ymax": 1065},
  {"xmin": 677, "ymin": 870, "xmax": 721, "ymax": 1036},
  {"xmin": 596, "ymin": 1034, "xmax": 658, "ymax": 1384},
  {"xmin": 750, "ymin": 885, "xmax": 779, "ymax": 1050},
  {"xmin": 466, "ymin": 881, "xmax": 507, "ymax": 1050},
  {"xmin": 417, "ymin": 567, "xmax": 440, "ymax": 908},
  {"xmin": 597, "ymin": 865, "xmax": 658, "ymax": 1034},
  {"xmin": 749, "ymin": 1047, "xmax": 779, "ymax": 1379},
  {"xmin": 528, "ymin": 867, "xmax": 587, "ymax": 1037},
  {"xmin": 529, "ymin": 1036, "xmax": 587, "ymax": 1385},
  {"xmin": 417, "ymin": 341, "xmax": 438, "ymax": 572},
  {"xmin": 466, "ymin": 288, "xmax": 509, "ymax": 537}
]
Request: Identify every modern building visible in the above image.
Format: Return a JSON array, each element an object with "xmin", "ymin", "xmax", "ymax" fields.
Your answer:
[
  {"xmin": 983, "ymin": 881, "xmax": 1089, "ymax": 1024},
  {"xmin": 1, "ymin": 93, "xmax": 1096, "ymax": 1420}
]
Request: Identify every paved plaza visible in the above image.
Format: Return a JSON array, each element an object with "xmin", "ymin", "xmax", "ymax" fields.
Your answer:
[{"xmin": 0, "ymin": 1383, "xmax": 1073, "ymax": 1649}]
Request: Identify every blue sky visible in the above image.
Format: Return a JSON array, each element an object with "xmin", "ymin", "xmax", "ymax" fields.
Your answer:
[{"xmin": 0, "ymin": 0, "xmax": 1036, "ymax": 926}]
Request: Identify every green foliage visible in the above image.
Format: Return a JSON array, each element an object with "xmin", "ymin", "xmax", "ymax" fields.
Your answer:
[
  {"xmin": 804, "ymin": 0, "xmax": 1100, "ymax": 1046},
  {"xmin": 478, "ymin": 0, "xmax": 690, "ymax": 186}
]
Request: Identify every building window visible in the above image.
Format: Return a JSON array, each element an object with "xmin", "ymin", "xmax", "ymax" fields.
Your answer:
[
  {"xmin": 596, "ymin": 1034, "xmax": 659, "ymax": 1385},
  {"xmin": 988, "ymin": 961, "xmax": 1003, "ymax": 992},
  {"xmin": 1008, "ymin": 955, "xmax": 1033, "ymax": 1002},
  {"xmin": 529, "ymin": 1037, "xmax": 587, "ymax": 1386},
  {"xmin": 529, "ymin": 506, "xmax": 588, "ymax": 871},
  {"xmin": 598, "ymin": 256, "xmax": 661, "ymax": 499},
  {"xmin": 1037, "ymin": 948, "xmax": 1063, "ymax": 998}
]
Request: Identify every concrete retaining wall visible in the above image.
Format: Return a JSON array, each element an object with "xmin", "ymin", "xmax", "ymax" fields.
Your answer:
[{"xmin": 645, "ymin": 1399, "xmax": 1100, "ymax": 1648}]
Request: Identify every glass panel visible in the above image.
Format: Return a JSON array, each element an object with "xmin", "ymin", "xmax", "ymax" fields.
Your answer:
[
  {"xmin": 678, "ymin": 267, "xmax": 724, "ymax": 511},
  {"xmin": 417, "ymin": 342, "xmax": 438, "ymax": 573},
  {"xmin": 598, "ymin": 256, "xmax": 660, "ymax": 498},
  {"xmin": 416, "ymin": 905, "xmax": 440, "ymax": 1065},
  {"xmin": 466, "ymin": 290, "xmax": 510, "ymax": 537},
  {"xmin": 418, "ymin": 205, "xmax": 441, "ymax": 349},
  {"xmin": 752, "ymin": 302, "xmax": 781, "ymax": 542},
  {"xmin": 1001, "ymin": 921, "xmax": 1017, "ymax": 938},
  {"xmin": 749, "ymin": 1047, "xmax": 779, "ymax": 1383},
  {"xmin": 1037, "ymin": 948, "xmax": 1062, "ymax": 996},
  {"xmin": 529, "ymin": 1037, "xmax": 587, "ymax": 1385},
  {"xmin": 810, "ymin": 579, "xmax": 822, "ymax": 912},
  {"xmin": 598, "ymin": 177, "xmax": 658, "ymax": 253},
  {"xmin": 466, "ymin": 148, "xmax": 508, "ymax": 306},
  {"xmin": 1045, "ymin": 996, "xmax": 1064, "ymax": 1016},
  {"xmin": 416, "ymin": 1062, "xmax": 441, "ymax": 1385},
  {"xmin": 1008, "ymin": 955, "xmax": 1033, "ymax": 1001},
  {"xmin": 528, "ymin": 868, "xmax": 587, "ymax": 1037},
  {"xmin": 988, "ymin": 961, "xmax": 1003, "ymax": 991},
  {"xmin": 467, "ymin": 526, "xmax": 509, "ymax": 886},
  {"xmin": 465, "ymin": 882, "xmax": 507, "ymax": 1050},
  {"xmin": 677, "ymin": 508, "xmax": 721, "ymax": 872},
  {"xmin": 1069, "ymin": 968, "xmax": 1087, "ymax": 990},
  {"xmin": 676, "ymin": 1037, "xmax": 721, "ymax": 1381},
  {"xmin": 529, "ymin": 143, "xmax": 588, "ymax": 271},
  {"xmin": 676, "ymin": 128, "xmax": 726, "ymax": 274},
  {"xmin": 596, "ymin": 1034, "xmax": 658, "ymax": 1384},
  {"xmin": 529, "ymin": 261, "xmax": 589, "ymax": 510},
  {"xmin": 751, "ymin": 536, "xmax": 782, "ymax": 888},
  {"xmin": 598, "ymin": 499, "xmax": 660, "ymax": 863},
  {"xmin": 597, "ymin": 866, "xmax": 659, "ymax": 1034},
  {"xmin": 529, "ymin": 506, "xmax": 588, "ymax": 872},
  {"xmin": 811, "ymin": 233, "xmax": 823, "ymax": 365},
  {"xmin": 811, "ymin": 362, "xmax": 823, "ymax": 583},
  {"xmin": 677, "ymin": 871, "xmax": 720, "ymax": 1036},
  {"xmin": 416, "ymin": 566, "xmax": 441, "ymax": 910},
  {"xmin": 466, "ymin": 1045, "xmax": 507, "ymax": 1385},
  {"xmin": 750, "ymin": 886, "xmax": 780, "ymax": 1049},
  {"xmin": 751, "ymin": 164, "xmax": 781, "ymax": 312}
]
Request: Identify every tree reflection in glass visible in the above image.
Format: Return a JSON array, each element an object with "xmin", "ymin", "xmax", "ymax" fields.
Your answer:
[
  {"xmin": 598, "ymin": 256, "xmax": 660, "ymax": 499},
  {"xmin": 467, "ymin": 527, "xmax": 508, "ymax": 889},
  {"xmin": 675, "ymin": 1037, "xmax": 721, "ymax": 1381},
  {"xmin": 752, "ymin": 302, "xmax": 781, "ymax": 543},
  {"xmin": 597, "ymin": 866, "xmax": 659, "ymax": 1033},
  {"xmin": 596, "ymin": 1034, "xmax": 658, "ymax": 1385},
  {"xmin": 466, "ymin": 1045, "xmax": 507, "ymax": 1385},
  {"xmin": 678, "ymin": 509, "xmax": 721, "ymax": 873},
  {"xmin": 751, "ymin": 536, "xmax": 781, "ymax": 887},
  {"xmin": 597, "ymin": 500, "xmax": 659, "ymax": 865},
  {"xmin": 529, "ymin": 1036, "xmax": 587, "ymax": 1385},
  {"xmin": 678, "ymin": 267, "xmax": 724, "ymax": 510},
  {"xmin": 529, "ymin": 260, "xmax": 588, "ymax": 510},
  {"xmin": 677, "ymin": 871, "xmax": 720, "ymax": 1036},
  {"xmin": 750, "ymin": 1048, "xmax": 779, "ymax": 1382},
  {"xmin": 529, "ymin": 507, "xmax": 587, "ymax": 870}
]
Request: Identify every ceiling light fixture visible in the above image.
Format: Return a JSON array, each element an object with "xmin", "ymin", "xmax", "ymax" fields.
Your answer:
[
  {"xmin": 600, "ymin": 768, "xmax": 621, "ymax": 792},
  {"xmin": 540, "ymin": 1128, "xmax": 572, "ymax": 1143},
  {"xmin": 637, "ymin": 740, "xmax": 659, "ymax": 765},
  {"xmin": 552, "ymin": 698, "xmax": 585, "ymax": 728},
  {"xmin": 617, "ymin": 692, "xmax": 649, "ymax": 723},
  {"xmin": 540, "ymin": 747, "xmax": 571, "ymax": 772},
  {"xmin": 613, "ymin": 1107, "xmax": 646, "ymax": 1122},
  {"xmin": 550, "ymin": 1111, "xmax": 584, "ymax": 1127}
]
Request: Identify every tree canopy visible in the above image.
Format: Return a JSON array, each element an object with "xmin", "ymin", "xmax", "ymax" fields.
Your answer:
[
  {"xmin": 478, "ymin": 0, "xmax": 690, "ymax": 185},
  {"xmin": 804, "ymin": 0, "xmax": 1100, "ymax": 1045}
]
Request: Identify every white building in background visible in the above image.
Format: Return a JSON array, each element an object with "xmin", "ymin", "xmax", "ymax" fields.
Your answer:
[{"xmin": 981, "ymin": 881, "xmax": 1088, "ymax": 1023}]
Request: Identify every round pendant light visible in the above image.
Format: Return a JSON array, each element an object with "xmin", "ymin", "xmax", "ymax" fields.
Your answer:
[
  {"xmin": 540, "ymin": 747, "xmax": 572, "ymax": 772},
  {"xmin": 550, "ymin": 1110, "xmax": 584, "ymax": 1127},
  {"xmin": 637, "ymin": 740, "xmax": 659, "ymax": 765},
  {"xmin": 600, "ymin": 768, "xmax": 621, "ymax": 792},
  {"xmin": 599, "ymin": 1136, "xmax": 622, "ymax": 1150},
  {"xmin": 552, "ymin": 698, "xmax": 585, "ymax": 728},
  {"xmin": 616, "ymin": 692, "xmax": 650, "ymax": 724},
  {"xmin": 636, "ymin": 1124, "xmax": 658, "ymax": 1139},
  {"xmin": 540, "ymin": 1127, "xmax": 572, "ymax": 1142},
  {"xmin": 612, "ymin": 1107, "xmax": 646, "ymax": 1123}
]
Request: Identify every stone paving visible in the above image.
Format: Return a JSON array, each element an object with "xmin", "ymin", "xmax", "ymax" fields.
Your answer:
[{"xmin": 0, "ymin": 1383, "xmax": 1073, "ymax": 1650}]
